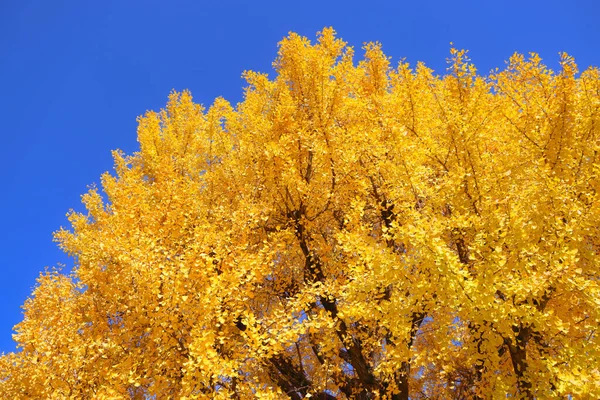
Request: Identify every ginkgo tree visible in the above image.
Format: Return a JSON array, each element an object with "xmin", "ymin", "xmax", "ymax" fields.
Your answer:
[{"xmin": 1, "ymin": 28, "xmax": 599, "ymax": 399}]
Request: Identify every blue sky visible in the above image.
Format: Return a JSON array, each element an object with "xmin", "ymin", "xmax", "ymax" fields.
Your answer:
[{"xmin": 1, "ymin": 0, "xmax": 598, "ymax": 353}]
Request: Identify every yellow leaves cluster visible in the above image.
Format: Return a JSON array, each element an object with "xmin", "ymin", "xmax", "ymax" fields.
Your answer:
[{"xmin": 2, "ymin": 28, "xmax": 600, "ymax": 398}]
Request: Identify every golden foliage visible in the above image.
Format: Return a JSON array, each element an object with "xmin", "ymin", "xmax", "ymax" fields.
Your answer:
[{"xmin": 2, "ymin": 29, "xmax": 599, "ymax": 399}]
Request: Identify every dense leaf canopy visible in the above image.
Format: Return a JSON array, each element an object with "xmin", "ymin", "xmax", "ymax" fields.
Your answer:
[{"xmin": 1, "ymin": 29, "xmax": 599, "ymax": 399}]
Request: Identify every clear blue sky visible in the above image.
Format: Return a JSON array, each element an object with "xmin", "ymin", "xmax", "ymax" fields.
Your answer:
[{"xmin": 1, "ymin": 0, "xmax": 598, "ymax": 354}]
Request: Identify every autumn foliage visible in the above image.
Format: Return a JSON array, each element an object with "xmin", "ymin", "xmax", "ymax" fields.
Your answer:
[{"xmin": 1, "ymin": 29, "xmax": 599, "ymax": 399}]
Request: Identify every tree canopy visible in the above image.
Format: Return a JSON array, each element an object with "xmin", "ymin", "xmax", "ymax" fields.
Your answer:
[{"xmin": 1, "ymin": 28, "xmax": 599, "ymax": 399}]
